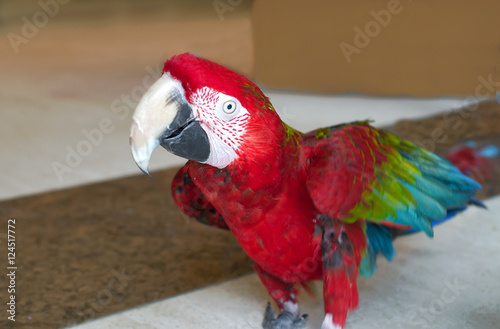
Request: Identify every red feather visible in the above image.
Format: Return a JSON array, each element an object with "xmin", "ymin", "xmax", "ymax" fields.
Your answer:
[{"xmin": 161, "ymin": 54, "xmax": 482, "ymax": 328}]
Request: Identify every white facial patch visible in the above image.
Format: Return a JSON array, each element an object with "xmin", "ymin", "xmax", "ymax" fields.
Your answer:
[{"xmin": 190, "ymin": 87, "xmax": 250, "ymax": 168}]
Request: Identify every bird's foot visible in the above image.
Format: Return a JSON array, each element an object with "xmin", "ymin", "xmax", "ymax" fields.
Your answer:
[{"xmin": 262, "ymin": 302, "xmax": 308, "ymax": 329}]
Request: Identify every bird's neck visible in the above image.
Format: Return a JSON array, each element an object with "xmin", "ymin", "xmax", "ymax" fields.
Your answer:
[
  {"xmin": 226, "ymin": 120, "xmax": 303, "ymax": 191},
  {"xmin": 188, "ymin": 117, "xmax": 304, "ymax": 194}
]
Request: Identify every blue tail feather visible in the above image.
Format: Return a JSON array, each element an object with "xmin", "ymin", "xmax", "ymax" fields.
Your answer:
[
  {"xmin": 360, "ymin": 141, "xmax": 491, "ymax": 277},
  {"xmin": 400, "ymin": 207, "xmax": 465, "ymax": 235},
  {"xmin": 478, "ymin": 145, "xmax": 499, "ymax": 158},
  {"xmin": 360, "ymin": 223, "xmax": 395, "ymax": 277},
  {"xmin": 360, "ymin": 201, "xmax": 483, "ymax": 277}
]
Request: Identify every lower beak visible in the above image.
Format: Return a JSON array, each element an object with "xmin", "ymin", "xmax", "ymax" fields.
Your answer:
[{"xmin": 159, "ymin": 116, "xmax": 210, "ymax": 163}]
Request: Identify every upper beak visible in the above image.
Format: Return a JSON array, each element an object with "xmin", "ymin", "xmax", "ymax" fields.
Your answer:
[
  {"xmin": 129, "ymin": 120, "xmax": 155, "ymax": 176},
  {"xmin": 129, "ymin": 73, "xmax": 210, "ymax": 176}
]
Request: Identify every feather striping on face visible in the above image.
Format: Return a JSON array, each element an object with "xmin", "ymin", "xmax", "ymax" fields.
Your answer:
[{"xmin": 190, "ymin": 87, "xmax": 250, "ymax": 168}]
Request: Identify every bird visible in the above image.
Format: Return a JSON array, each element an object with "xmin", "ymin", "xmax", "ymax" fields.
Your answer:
[{"xmin": 129, "ymin": 53, "xmax": 485, "ymax": 329}]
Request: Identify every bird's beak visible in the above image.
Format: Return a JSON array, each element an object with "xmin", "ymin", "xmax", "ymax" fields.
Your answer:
[{"xmin": 129, "ymin": 73, "xmax": 210, "ymax": 176}]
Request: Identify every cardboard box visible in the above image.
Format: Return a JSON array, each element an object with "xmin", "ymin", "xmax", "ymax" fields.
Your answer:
[{"xmin": 252, "ymin": 0, "xmax": 500, "ymax": 97}]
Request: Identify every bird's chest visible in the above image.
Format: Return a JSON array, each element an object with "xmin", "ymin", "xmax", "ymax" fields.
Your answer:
[{"xmin": 189, "ymin": 164, "xmax": 321, "ymax": 280}]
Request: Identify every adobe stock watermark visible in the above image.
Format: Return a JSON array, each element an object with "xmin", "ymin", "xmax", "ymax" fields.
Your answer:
[
  {"xmin": 339, "ymin": 0, "xmax": 408, "ymax": 63},
  {"xmin": 213, "ymin": 0, "xmax": 245, "ymax": 20},
  {"xmin": 7, "ymin": 0, "xmax": 71, "ymax": 54},
  {"xmin": 66, "ymin": 267, "xmax": 135, "ymax": 326},
  {"xmin": 408, "ymin": 278, "xmax": 469, "ymax": 327},
  {"xmin": 51, "ymin": 63, "xmax": 163, "ymax": 182},
  {"xmin": 412, "ymin": 71, "xmax": 500, "ymax": 152}
]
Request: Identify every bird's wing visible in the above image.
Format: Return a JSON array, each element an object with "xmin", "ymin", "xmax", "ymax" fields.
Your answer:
[
  {"xmin": 171, "ymin": 164, "xmax": 229, "ymax": 230},
  {"xmin": 302, "ymin": 122, "xmax": 480, "ymax": 237}
]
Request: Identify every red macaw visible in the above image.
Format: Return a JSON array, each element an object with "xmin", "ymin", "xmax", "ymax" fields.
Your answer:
[{"xmin": 129, "ymin": 53, "xmax": 484, "ymax": 329}]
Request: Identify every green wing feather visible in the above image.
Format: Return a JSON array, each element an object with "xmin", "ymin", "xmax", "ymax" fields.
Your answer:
[{"xmin": 304, "ymin": 122, "xmax": 480, "ymax": 237}]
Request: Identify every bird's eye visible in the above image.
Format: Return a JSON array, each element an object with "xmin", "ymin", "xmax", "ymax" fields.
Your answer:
[{"xmin": 223, "ymin": 101, "xmax": 237, "ymax": 114}]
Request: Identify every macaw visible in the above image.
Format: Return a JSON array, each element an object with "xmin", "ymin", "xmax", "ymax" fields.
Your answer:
[{"xmin": 129, "ymin": 53, "xmax": 485, "ymax": 329}]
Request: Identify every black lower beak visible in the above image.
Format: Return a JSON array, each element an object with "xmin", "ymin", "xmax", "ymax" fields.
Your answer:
[{"xmin": 159, "ymin": 100, "xmax": 210, "ymax": 163}]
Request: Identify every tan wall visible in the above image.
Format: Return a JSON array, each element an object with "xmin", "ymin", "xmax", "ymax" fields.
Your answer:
[{"xmin": 253, "ymin": 0, "xmax": 500, "ymax": 97}]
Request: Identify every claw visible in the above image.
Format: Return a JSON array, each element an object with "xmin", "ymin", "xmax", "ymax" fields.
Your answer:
[
  {"xmin": 262, "ymin": 302, "xmax": 308, "ymax": 329},
  {"xmin": 263, "ymin": 303, "xmax": 276, "ymax": 326}
]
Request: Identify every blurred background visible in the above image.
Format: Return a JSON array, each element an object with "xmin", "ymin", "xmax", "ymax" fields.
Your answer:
[
  {"xmin": 1, "ymin": 0, "xmax": 254, "ymax": 200},
  {"xmin": 4, "ymin": 0, "xmax": 498, "ymax": 200},
  {"xmin": 0, "ymin": 1, "xmax": 499, "ymax": 328}
]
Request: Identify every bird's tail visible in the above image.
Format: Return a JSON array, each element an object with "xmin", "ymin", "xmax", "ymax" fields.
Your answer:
[
  {"xmin": 399, "ymin": 143, "xmax": 497, "ymax": 235},
  {"xmin": 360, "ymin": 143, "xmax": 498, "ymax": 277}
]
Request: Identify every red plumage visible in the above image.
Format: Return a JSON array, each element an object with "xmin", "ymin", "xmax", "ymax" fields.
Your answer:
[
  {"xmin": 129, "ymin": 53, "xmax": 484, "ymax": 329},
  {"xmin": 446, "ymin": 146, "xmax": 495, "ymax": 183}
]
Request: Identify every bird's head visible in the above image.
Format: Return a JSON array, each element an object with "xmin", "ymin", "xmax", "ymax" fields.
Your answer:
[{"xmin": 130, "ymin": 53, "xmax": 284, "ymax": 175}]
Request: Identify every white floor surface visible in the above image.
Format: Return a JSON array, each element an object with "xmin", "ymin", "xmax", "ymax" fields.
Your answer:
[
  {"xmin": 1, "ymin": 88, "xmax": 466, "ymax": 201},
  {"xmin": 70, "ymin": 196, "xmax": 500, "ymax": 329}
]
